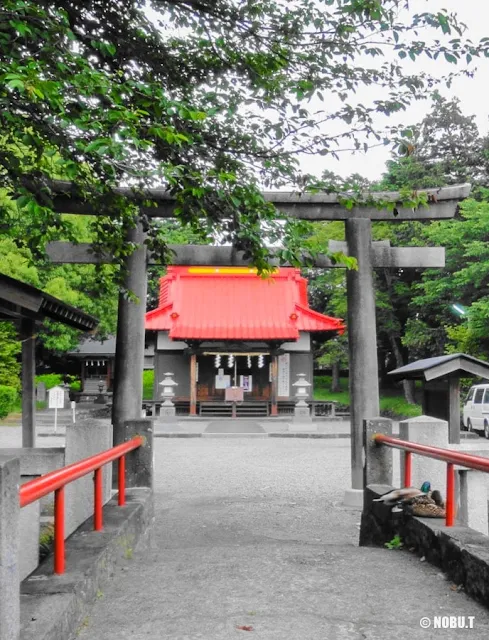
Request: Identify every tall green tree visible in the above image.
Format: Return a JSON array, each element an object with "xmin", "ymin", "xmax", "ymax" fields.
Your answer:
[
  {"xmin": 405, "ymin": 197, "xmax": 489, "ymax": 360},
  {"xmin": 379, "ymin": 93, "xmax": 489, "ymax": 191},
  {"xmin": 304, "ymin": 219, "xmax": 349, "ymax": 392},
  {"xmin": 369, "ymin": 93, "xmax": 489, "ymax": 396},
  {"xmin": 1, "ymin": 1, "xmax": 484, "ymax": 277}
]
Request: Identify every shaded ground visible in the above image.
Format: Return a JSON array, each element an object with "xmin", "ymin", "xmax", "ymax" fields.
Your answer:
[{"xmin": 77, "ymin": 438, "xmax": 489, "ymax": 640}]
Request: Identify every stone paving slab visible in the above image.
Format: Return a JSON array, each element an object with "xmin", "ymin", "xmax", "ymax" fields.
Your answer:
[
  {"xmin": 204, "ymin": 420, "xmax": 266, "ymax": 433},
  {"xmin": 76, "ymin": 438, "xmax": 489, "ymax": 640}
]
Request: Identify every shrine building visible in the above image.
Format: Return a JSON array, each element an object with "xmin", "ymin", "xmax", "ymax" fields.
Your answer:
[{"xmin": 145, "ymin": 266, "xmax": 344, "ymax": 416}]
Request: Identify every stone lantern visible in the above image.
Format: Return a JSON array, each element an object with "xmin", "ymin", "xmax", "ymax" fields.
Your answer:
[
  {"xmin": 94, "ymin": 379, "xmax": 106, "ymax": 404},
  {"xmin": 292, "ymin": 373, "xmax": 312, "ymax": 420},
  {"xmin": 159, "ymin": 372, "xmax": 178, "ymax": 417}
]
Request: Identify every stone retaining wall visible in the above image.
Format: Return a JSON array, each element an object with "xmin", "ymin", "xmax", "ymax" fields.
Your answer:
[{"xmin": 360, "ymin": 484, "xmax": 489, "ymax": 607}]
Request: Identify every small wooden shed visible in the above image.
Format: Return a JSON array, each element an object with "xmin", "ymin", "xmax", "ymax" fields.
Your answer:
[
  {"xmin": 0, "ymin": 273, "xmax": 98, "ymax": 445},
  {"xmin": 388, "ymin": 353, "xmax": 489, "ymax": 443}
]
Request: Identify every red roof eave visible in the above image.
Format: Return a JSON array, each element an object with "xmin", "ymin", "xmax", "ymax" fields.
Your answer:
[
  {"xmin": 144, "ymin": 266, "xmax": 345, "ymax": 340},
  {"xmin": 295, "ymin": 304, "xmax": 345, "ymax": 335}
]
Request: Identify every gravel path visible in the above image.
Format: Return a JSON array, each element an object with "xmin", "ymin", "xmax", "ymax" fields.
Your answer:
[{"xmin": 75, "ymin": 438, "xmax": 489, "ymax": 640}]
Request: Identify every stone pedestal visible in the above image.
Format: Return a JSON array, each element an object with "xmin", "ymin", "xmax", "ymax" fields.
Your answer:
[
  {"xmin": 160, "ymin": 402, "xmax": 176, "ymax": 417},
  {"xmin": 36, "ymin": 381, "xmax": 46, "ymax": 403},
  {"xmin": 293, "ymin": 405, "xmax": 312, "ymax": 422},
  {"xmin": 65, "ymin": 420, "xmax": 112, "ymax": 537},
  {"xmin": 458, "ymin": 469, "xmax": 488, "ymax": 535},
  {"xmin": 0, "ymin": 456, "xmax": 20, "ymax": 639},
  {"xmin": 399, "ymin": 415, "xmax": 448, "ymax": 494},
  {"xmin": 94, "ymin": 393, "xmax": 107, "ymax": 405}
]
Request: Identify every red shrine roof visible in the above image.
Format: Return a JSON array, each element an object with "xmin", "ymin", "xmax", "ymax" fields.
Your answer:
[{"xmin": 145, "ymin": 266, "xmax": 344, "ymax": 341}]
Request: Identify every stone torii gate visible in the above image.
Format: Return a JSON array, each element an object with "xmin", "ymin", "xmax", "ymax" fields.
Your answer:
[{"xmin": 45, "ymin": 182, "xmax": 470, "ymax": 503}]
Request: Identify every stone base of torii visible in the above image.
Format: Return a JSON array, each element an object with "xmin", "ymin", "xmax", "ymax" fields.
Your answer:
[{"xmin": 45, "ymin": 182, "xmax": 471, "ymax": 502}]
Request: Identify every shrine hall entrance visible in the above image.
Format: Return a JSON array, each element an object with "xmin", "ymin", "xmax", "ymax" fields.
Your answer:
[
  {"xmin": 196, "ymin": 352, "xmax": 272, "ymax": 417},
  {"xmin": 197, "ymin": 353, "xmax": 270, "ymax": 402}
]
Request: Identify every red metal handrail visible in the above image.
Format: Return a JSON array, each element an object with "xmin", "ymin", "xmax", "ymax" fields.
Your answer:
[
  {"xmin": 20, "ymin": 436, "xmax": 143, "ymax": 574},
  {"xmin": 374, "ymin": 433, "xmax": 489, "ymax": 527}
]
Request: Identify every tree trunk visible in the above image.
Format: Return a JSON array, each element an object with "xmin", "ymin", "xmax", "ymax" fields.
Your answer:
[
  {"xmin": 380, "ymin": 268, "xmax": 417, "ymax": 405},
  {"xmin": 331, "ymin": 361, "xmax": 341, "ymax": 392},
  {"xmin": 388, "ymin": 333, "xmax": 416, "ymax": 405}
]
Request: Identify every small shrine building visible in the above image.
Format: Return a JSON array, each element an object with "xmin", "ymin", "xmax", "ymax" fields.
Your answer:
[
  {"xmin": 145, "ymin": 266, "xmax": 344, "ymax": 415},
  {"xmin": 67, "ymin": 336, "xmax": 154, "ymax": 395}
]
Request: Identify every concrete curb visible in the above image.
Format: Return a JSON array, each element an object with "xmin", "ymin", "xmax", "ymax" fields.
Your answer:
[
  {"xmin": 20, "ymin": 488, "xmax": 153, "ymax": 640},
  {"xmin": 153, "ymin": 432, "xmax": 351, "ymax": 438},
  {"xmin": 268, "ymin": 432, "xmax": 351, "ymax": 439}
]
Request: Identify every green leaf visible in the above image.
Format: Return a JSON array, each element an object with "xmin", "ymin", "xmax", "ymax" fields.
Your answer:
[
  {"xmin": 7, "ymin": 78, "xmax": 25, "ymax": 91},
  {"xmin": 444, "ymin": 52, "xmax": 458, "ymax": 64},
  {"xmin": 15, "ymin": 195, "xmax": 33, "ymax": 209}
]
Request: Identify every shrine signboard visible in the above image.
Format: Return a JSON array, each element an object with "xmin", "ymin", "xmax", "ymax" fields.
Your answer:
[{"xmin": 278, "ymin": 354, "xmax": 290, "ymax": 397}]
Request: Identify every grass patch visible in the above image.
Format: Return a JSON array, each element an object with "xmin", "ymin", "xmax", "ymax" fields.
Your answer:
[
  {"xmin": 379, "ymin": 396, "xmax": 422, "ymax": 419},
  {"xmin": 313, "ymin": 375, "xmax": 422, "ymax": 420},
  {"xmin": 314, "ymin": 375, "xmax": 349, "ymax": 392}
]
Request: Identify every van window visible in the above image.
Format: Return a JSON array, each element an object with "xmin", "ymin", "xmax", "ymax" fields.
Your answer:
[
  {"xmin": 466, "ymin": 388, "xmax": 475, "ymax": 402},
  {"xmin": 483, "ymin": 389, "xmax": 489, "ymax": 404},
  {"xmin": 474, "ymin": 388, "xmax": 485, "ymax": 404}
]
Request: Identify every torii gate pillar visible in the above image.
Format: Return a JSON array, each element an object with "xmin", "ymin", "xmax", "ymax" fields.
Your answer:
[
  {"xmin": 112, "ymin": 221, "xmax": 147, "ymax": 448},
  {"xmin": 345, "ymin": 219, "xmax": 380, "ymax": 502}
]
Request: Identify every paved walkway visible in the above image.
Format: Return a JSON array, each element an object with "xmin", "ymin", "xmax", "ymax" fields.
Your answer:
[
  {"xmin": 153, "ymin": 416, "xmax": 353, "ymax": 437},
  {"xmin": 76, "ymin": 438, "xmax": 489, "ymax": 640}
]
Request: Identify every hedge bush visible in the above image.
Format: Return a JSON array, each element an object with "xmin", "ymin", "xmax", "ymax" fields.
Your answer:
[
  {"xmin": 35, "ymin": 373, "xmax": 64, "ymax": 390},
  {"xmin": 143, "ymin": 370, "xmax": 154, "ymax": 400},
  {"xmin": 0, "ymin": 385, "xmax": 18, "ymax": 419},
  {"xmin": 35, "ymin": 374, "xmax": 81, "ymax": 392}
]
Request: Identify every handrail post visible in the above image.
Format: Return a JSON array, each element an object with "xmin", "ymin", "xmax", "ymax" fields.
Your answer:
[
  {"xmin": 446, "ymin": 463, "xmax": 456, "ymax": 527},
  {"xmin": 94, "ymin": 468, "xmax": 103, "ymax": 531},
  {"xmin": 54, "ymin": 486, "xmax": 65, "ymax": 574},
  {"xmin": 404, "ymin": 451, "xmax": 412, "ymax": 488},
  {"xmin": 118, "ymin": 455, "xmax": 126, "ymax": 507}
]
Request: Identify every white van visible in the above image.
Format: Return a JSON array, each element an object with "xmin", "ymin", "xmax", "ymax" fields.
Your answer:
[{"xmin": 462, "ymin": 384, "xmax": 489, "ymax": 438}]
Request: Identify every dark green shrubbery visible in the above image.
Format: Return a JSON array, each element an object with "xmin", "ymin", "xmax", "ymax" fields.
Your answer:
[
  {"xmin": 35, "ymin": 373, "xmax": 64, "ymax": 390},
  {"xmin": 35, "ymin": 373, "xmax": 81, "ymax": 392},
  {"xmin": 0, "ymin": 385, "xmax": 18, "ymax": 419}
]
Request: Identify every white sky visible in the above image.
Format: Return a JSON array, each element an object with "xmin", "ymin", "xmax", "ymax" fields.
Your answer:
[{"xmin": 300, "ymin": 0, "xmax": 489, "ymax": 181}]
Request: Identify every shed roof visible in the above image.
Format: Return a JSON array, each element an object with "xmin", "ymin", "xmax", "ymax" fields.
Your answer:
[
  {"xmin": 0, "ymin": 273, "xmax": 98, "ymax": 331},
  {"xmin": 68, "ymin": 335, "xmax": 155, "ymax": 357},
  {"xmin": 145, "ymin": 266, "xmax": 344, "ymax": 341},
  {"xmin": 388, "ymin": 353, "xmax": 489, "ymax": 382}
]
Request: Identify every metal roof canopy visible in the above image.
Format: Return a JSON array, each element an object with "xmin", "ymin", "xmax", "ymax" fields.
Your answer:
[
  {"xmin": 388, "ymin": 354, "xmax": 489, "ymax": 444},
  {"xmin": 67, "ymin": 335, "xmax": 154, "ymax": 358},
  {"xmin": 0, "ymin": 273, "xmax": 98, "ymax": 331},
  {"xmin": 388, "ymin": 353, "xmax": 489, "ymax": 382}
]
